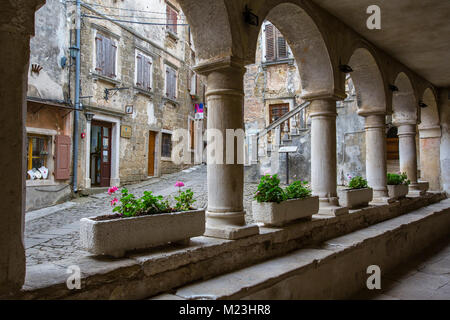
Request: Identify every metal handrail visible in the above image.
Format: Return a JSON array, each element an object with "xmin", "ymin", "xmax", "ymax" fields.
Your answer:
[{"xmin": 257, "ymin": 101, "xmax": 311, "ymax": 139}]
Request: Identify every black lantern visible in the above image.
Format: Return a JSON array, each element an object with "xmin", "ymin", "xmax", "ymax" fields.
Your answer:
[
  {"xmin": 84, "ymin": 112, "xmax": 95, "ymax": 122},
  {"xmin": 243, "ymin": 5, "xmax": 259, "ymax": 26},
  {"xmin": 339, "ymin": 64, "xmax": 353, "ymax": 73},
  {"xmin": 389, "ymin": 84, "xmax": 399, "ymax": 92}
]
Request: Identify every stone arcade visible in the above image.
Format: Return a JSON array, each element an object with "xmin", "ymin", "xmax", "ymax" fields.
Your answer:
[{"xmin": 1, "ymin": 0, "xmax": 449, "ymax": 299}]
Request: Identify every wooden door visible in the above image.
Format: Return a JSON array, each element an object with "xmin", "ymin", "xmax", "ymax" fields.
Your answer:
[
  {"xmin": 148, "ymin": 131, "xmax": 156, "ymax": 176},
  {"xmin": 99, "ymin": 125, "xmax": 112, "ymax": 187}
]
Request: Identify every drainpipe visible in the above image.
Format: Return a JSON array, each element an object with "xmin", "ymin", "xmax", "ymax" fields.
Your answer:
[{"xmin": 73, "ymin": 0, "xmax": 81, "ymax": 193}]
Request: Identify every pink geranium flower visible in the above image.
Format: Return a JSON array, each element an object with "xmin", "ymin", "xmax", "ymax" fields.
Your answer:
[
  {"xmin": 108, "ymin": 186, "xmax": 118, "ymax": 195},
  {"xmin": 175, "ymin": 181, "xmax": 185, "ymax": 188},
  {"xmin": 110, "ymin": 197, "xmax": 118, "ymax": 206}
]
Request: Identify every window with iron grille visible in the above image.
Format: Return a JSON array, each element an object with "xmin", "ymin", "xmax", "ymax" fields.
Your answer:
[
  {"xmin": 264, "ymin": 22, "xmax": 289, "ymax": 62},
  {"xmin": 136, "ymin": 52, "xmax": 152, "ymax": 91},
  {"xmin": 162, "ymin": 133, "xmax": 172, "ymax": 158},
  {"xmin": 95, "ymin": 33, "xmax": 117, "ymax": 78},
  {"xmin": 166, "ymin": 4, "xmax": 178, "ymax": 34},
  {"xmin": 165, "ymin": 65, "xmax": 177, "ymax": 100}
]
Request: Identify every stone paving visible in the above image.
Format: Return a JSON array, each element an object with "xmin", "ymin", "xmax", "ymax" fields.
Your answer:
[
  {"xmin": 25, "ymin": 165, "xmax": 259, "ymax": 266},
  {"xmin": 354, "ymin": 238, "xmax": 450, "ymax": 300}
]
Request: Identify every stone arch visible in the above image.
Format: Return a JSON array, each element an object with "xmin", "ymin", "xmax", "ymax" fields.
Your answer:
[
  {"xmin": 246, "ymin": 2, "xmax": 336, "ymax": 98},
  {"xmin": 392, "ymin": 72, "xmax": 418, "ymax": 125},
  {"xmin": 419, "ymin": 87, "xmax": 440, "ymax": 129},
  {"xmin": 418, "ymin": 87, "xmax": 441, "ymax": 190},
  {"xmin": 176, "ymin": 0, "xmax": 234, "ymax": 63},
  {"xmin": 346, "ymin": 45, "xmax": 387, "ymax": 115}
]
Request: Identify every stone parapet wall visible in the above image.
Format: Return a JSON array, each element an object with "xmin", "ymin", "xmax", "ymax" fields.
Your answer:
[{"xmin": 10, "ymin": 193, "xmax": 446, "ymax": 300}]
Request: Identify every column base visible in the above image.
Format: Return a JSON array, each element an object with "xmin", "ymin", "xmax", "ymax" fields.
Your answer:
[
  {"xmin": 316, "ymin": 198, "xmax": 348, "ymax": 217},
  {"xmin": 370, "ymin": 197, "xmax": 396, "ymax": 206},
  {"xmin": 204, "ymin": 224, "xmax": 259, "ymax": 240},
  {"xmin": 408, "ymin": 183, "xmax": 427, "ymax": 196},
  {"xmin": 204, "ymin": 210, "xmax": 259, "ymax": 240}
]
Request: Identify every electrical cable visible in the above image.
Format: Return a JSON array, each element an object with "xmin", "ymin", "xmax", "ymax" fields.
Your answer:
[
  {"xmin": 79, "ymin": 1, "xmax": 184, "ymax": 15},
  {"xmin": 82, "ymin": 14, "xmax": 189, "ymax": 26}
]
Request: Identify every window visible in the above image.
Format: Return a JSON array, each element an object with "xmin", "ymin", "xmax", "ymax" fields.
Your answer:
[
  {"xmin": 269, "ymin": 103, "xmax": 290, "ymax": 132},
  {"xmin": 166, "ymin": 4, "xmax": 178, "ymax": 34},
  {"xmin": 136, "ymin": 52, "xmax": 152, "ymax": 91},
  {"xmin": 26, "ymin": 135, "xmax": 50, "ymax": 180},
  {"xmin": 264, "ymin": 22, "xmax": 289, "ymax": 62},
  {"xmin": 165, "ymin": 66, "xmax": 177, "ymax": 100},
  {"xmin": 95, "ymin": 33, "xmax": 117, "ymax": 78},
  {"xmin": 162, "ymin": 133, "xmax": 172, "ymax": 158}
]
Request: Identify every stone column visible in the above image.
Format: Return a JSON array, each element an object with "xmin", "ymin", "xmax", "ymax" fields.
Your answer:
[
  {"xmin": 363, "ymin": 114, "xmax": 389, "ymax": 200},
  {"xmin": 419, "ymin": 126, "xmax": 441, "ymax": 191},
  {"xmin": 438, "ymin": 89, "xmax": 450, "ymax": 194},
  {"xmin": 397, "ymin": 123, "xmax": 421, "ymax": 194},
  {"xmin": 195, "ymin": 58, "xmax": 259, "ymax": 239},
  {"xmin": 309, "ymin": 98, "xmax": 348, "ymax": 216},
  {"xmin": 0, "ymin": 0, "xmax": 44, "ymax": 296}
]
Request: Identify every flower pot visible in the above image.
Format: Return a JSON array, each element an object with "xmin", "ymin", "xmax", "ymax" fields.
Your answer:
[
  {"xmin": 338, "ymin": 188, "xmax": 373, "ymax": 209},
  {"xmin": 252, "ymin": 196, "xmax": 319, "ymax": 227},
  {"xmin": 387, "ymin": 184, "xmax": 409, "ymax": 200},
  {"xmin": 80, "ymin": 209, "xmax": 205, "ymax": 258}
]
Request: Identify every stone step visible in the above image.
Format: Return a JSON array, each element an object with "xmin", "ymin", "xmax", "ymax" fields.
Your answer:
[{"xmin": 154, "ymin": 199, "xmax": 450, "ymax": 300}]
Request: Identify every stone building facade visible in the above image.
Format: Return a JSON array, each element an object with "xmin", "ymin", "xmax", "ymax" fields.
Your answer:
[
  {"xmin": 25, "ymin": 0, "xmax": 206, "ymax": 209},
  {"xmin": 76, "ymin": 0, "xmax": 206, "ymax": 190}
]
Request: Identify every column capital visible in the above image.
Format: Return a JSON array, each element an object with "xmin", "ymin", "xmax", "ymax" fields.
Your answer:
[
  {"xmin": 364, "ymin": 114, "xmax": 386, "ymax": 130},
  {"xmin": 397, "ymin": 123, "xmax": 417, "ymax": 137},
  {"xmin": 308, "ymin": 98, "xmax": 338, "ymax": 118},
  {"xmin": 301, "ymin": 89, "xmax": 347, "ymax": 102},
  {"xmin": 193, "ymin": 56, "xmax": 246, "ymax": 76},
  {"xmin": 418, "ymin": 125, "xmax": 441, "ymax": 139}
]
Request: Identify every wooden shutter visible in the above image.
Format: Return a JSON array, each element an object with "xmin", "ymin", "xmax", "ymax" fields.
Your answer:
[
  {"xmin": 167, "ymin": 6, "xmax": 177, "ymax": 34},
  {"xmin": 95, "ymin": 35, "xmax": 103, "ymax": 72},
  {"xmin": 265, "ymin": 23, "xmax": 275, "ymax": 61},
  {"xmin": 146, "ymin": 58, "xmax": 152, "ymax": 90},
  {"xmin": 190, "ymin": 120, "xmax": 195, "ymax": 149},
  {"xmin": 136, "ymin": 54, "xmax": 143, "ymax": 87},
  {"xmin": 54, "ymin": 135, "xmax": 71, "ymax": 180},
  {"xmin": 110, "ymin": 41, "xmax": 117, "ymax": 77},
  {"xmin": 277, "ymin": 29, "xmax": 288, "ymax": 59},
  {"xmin": 103, "ymin": 36, "xmax": 110, "ymax": 76},
  {"xmin": 171, "ymin": 68, "xmax": 177, "ymax": 99},
  {"xmin": 166, "ymin": 67, "xmax": 170, "ymax": 97}
]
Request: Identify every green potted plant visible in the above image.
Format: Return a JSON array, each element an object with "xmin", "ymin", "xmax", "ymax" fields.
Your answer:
[
  {"xmin": 387, "ymin": 172, "xmax": 410, "ymax": 199},
  {"xmin": 80, "ymin": 182, "xmax": 205, "ymax": 258},
  {"xmin": 338, "ymin": 175, "xmax": 373, "ymax": 209},
  {"xmin": 252, "ymin": 173, "xmax": 319, "ymax": 227}
]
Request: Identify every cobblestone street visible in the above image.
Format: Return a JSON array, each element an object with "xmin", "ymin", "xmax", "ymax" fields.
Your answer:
[{"xmin": 25, "ymin": 165, "xmax": 259, "ymax": 266}]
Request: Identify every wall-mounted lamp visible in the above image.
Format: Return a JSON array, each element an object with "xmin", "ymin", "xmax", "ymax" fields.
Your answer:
[
  {"xmin": 339, "ymin": 64, "xmax": 353, "ymax": 73},
  {"xmin": 69, "ymin": 46, "xmax": 79, "ymax": 59},
  {"xmin": 389, "ymin": 84, "xmax": 399, "ymax": 92},
  {"xmin": 84, "ymin": 112, "xmax": 95, "ymax": 122},
  {"xmin": 419, "ymin": 101, "xmax": 428, "ymax": 108},
  {"xmin": 243, "ymin": 5, "xmax": 259, "ymax": 26}
]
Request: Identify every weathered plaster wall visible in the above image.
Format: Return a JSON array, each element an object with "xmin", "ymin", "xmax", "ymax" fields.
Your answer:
[{"xmin": 26, "ymin": 0, "xmax": 73, "ymax": 211}]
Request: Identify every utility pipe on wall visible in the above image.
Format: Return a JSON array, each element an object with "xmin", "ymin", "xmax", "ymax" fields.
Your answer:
[{"xmin": 72, "ymin": 0, "xmax": 81, "ymax": 192}]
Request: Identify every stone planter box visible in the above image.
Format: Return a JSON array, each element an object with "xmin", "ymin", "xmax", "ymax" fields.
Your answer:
[
  {"xmin": 80, "ymin": 209, "xmax": 205, "ymax": 258},
  {"xmin": 252, "ymin": 196, "xmax": 319, "ymax": 227},
  {"xmin": 387, "ymin": 184, "xmax": 409, "ymax": 200},
  {"xmin": 338, "ymin": 188, "xmax": 373, "ymax": 209}
]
